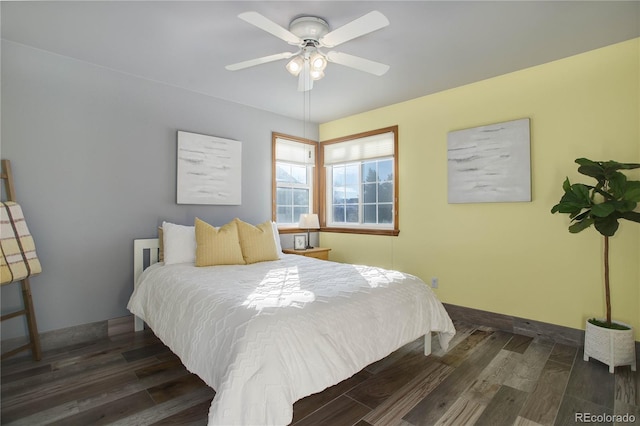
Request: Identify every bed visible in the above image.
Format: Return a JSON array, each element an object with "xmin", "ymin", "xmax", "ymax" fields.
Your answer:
[{"xmin": 128, "ymin": 236, "xmax": 455, "ymax": 425}]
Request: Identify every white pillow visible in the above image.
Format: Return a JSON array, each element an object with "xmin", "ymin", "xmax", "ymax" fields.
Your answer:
[
  {"xmin": 162, "ymin": 221, "xmax": 196, "ymax": 265},
  {"xmin": 271, "ymin": 221, "xmax": 283, "ymax": 256}
]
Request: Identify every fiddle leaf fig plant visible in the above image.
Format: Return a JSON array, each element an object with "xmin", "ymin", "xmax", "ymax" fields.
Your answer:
[{"xmin": 551, "ymin": 158, "xmax": 640, "ymax": 327}]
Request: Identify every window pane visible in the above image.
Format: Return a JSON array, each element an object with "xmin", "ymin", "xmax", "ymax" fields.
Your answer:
[
  {"xmin": 290, "ymin": 165, "xmax": 307, "ymax": 185},
  {"xmin": 364, "ymin": 205, "xmax": 377, "ymax": 223},
  {"xmin": 363, "ymin": 183, "xmax": 377, "ymax": 203},
  {"xmin": 379, "ymin": 182, "xmax": 393, "ymax": 203},
  {"xmin": 346, "ymin": 205, "xmax": 359, "ymax": 223},
  {"xmin": 333, "ymin": 166, "xmax": 345, "ymax": 186},
  {"xmin": 345, "ymin": 164, "xmax": 359, "ymax": 185},
  {"xmin": 378, "ymin": 204, "xmax": 393, "ymax": 223},
  {"xmin": 277, "ymin": 188, "xmax": 292, "ymax": 205},
  {"xmin": 333, "ymin": 205, "xmax": 345, "ymax": 222},
  {"xmin": 277, "ymin": 206, "xmax": 292, "ymax": 223},
  {"xmin": 293, "ymin": 188, "xmax": 309, "ymax": 205},
  {"xmin": 293, "ymin": 207, "xmax": 308, "ymax": 224},
  {"xmin": 276, "ymin": 163, "xmax": 292, "ymax": 183},
  {"xmin": 345, "ymin": 185, "xmax": 359, "ymax": 203},
  {"xmin": 333, "ymin": 188, "xmax": 346, "ymax": 203},
  {"xmin": 362, "ymin": 161, "xmax": 377, "ymax": 183},
  {"xmin": 378, "ymin": 159, "xmax": 393, "ymax": 181}
]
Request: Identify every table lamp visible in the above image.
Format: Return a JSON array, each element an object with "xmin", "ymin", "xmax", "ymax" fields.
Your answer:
[{"xmin": 298, "ymin": 213, "xmax": 320, "ymax": 249}]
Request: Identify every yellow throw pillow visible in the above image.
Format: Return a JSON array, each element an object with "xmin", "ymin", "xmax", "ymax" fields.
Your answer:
[
  {"xmin": 195, "ymin": 218, "xmax": 245, "ymax": 266},
  {"xmin": 235, "ymin": 219, "xmax": 279, "ymax": 264}
]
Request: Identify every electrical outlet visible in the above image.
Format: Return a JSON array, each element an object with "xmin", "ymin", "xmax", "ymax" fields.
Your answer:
[{"xmin": 431, "ymin": 277, "xmax": 438, "ymax": 288}]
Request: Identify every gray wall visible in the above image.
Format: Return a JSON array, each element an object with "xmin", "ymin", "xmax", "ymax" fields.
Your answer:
[{"xmin": 1, "ymin": 40, "xmax": 318, "ymax": 339}]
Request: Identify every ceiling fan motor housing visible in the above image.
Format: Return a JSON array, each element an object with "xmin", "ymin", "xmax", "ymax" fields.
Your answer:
[{"xmin": 289, "ymin": 16, "xmax": 329, "ymax": 43}]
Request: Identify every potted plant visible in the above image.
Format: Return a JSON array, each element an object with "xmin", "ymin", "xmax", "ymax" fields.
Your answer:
[{"xmin": 551, "ymin": 158, "xmax": 640, "ymax": 373}]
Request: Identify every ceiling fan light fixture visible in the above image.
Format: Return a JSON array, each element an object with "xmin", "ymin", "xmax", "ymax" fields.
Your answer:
[
  {"xmin": 227, "ymin": 11, "xmax": 390, "ymax": 90},
  {"xmin": 286, "ymin": 56, "xmax": 304, "ymax": 76}
]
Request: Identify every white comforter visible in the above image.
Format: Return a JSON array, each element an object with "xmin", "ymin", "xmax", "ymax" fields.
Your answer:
[{"xmin": 127, "ymin": 254, "xmax": 455, "ymax": 425}]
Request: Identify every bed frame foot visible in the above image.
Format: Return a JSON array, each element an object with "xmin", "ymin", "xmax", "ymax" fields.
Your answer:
[
  {"xmin": 132, "ymin": 238, "xmax": 160, "ymax": 333},
  {"xmin": 424, "ymin": 333, "xmax": 432, "ymax": 356},
  {"xmin": 134, "ymin": 316, "xmax": 144, "ymax": 332}
]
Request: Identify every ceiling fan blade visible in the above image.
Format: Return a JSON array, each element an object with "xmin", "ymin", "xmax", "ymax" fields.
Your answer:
[
  {"xmin": 326, "ymin": 51, "xmax": 390, "ymax": 76},
  {"xmin": 238, "ymin": 11, "xmax": 301, "ymax": 45},
  {"xmin": 226, "ymin": 51, "xmax": 296, "ymax": 71},
  {"xmin": 297, "ymin": 61, "xmax": 313, "ymax": 92},
  {"xmin": 320, "ymin": 11, "xmax": 389, "ymax": 48}
]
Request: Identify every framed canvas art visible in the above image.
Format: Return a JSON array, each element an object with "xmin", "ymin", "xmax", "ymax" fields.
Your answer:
[
  {"xmin": 447, "ymin": 118, "xmax": 531, "ymax": 203},
  {"xmin": 177, "ymin": 131, "xmax": 242, "ymax": 205}
]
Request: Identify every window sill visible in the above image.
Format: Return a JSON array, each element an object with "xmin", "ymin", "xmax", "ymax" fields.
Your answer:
[
  {"xmin": 277, "ymin": 227, "xmax": 306, "ymax": 235},
  {"xmin": 320, "ymin": 227, "xmax": 399, "ymax": 236}
]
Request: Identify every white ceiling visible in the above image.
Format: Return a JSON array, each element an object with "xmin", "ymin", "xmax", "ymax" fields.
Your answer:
[{"xmin": 2, "ymin": 1, "xmax": 639, "ymax": 123}]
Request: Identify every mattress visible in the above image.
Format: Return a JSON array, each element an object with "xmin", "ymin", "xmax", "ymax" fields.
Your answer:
[{"xmin": 127, "ymin": 254, "xmax": 455, "ymax": 425}]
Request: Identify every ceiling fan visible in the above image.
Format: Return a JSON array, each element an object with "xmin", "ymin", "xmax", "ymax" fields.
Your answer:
[{"xmin": 225, "ymin": 11, "xmax": 390, "ymax": 91}]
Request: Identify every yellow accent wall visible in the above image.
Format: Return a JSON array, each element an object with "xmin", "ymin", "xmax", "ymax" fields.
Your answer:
[{"xmin": 319, "ymin": 38, "xmax": 640, "ymax": 333}]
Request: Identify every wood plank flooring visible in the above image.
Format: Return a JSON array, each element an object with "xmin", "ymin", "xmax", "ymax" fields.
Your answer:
[{"xmin": 1, "ymin": 320, "xmax": 638, "ymax": 425}]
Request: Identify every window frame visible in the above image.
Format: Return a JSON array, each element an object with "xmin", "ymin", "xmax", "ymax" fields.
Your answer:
[
  {"xmin": 272, "ymin": 132, "xmax": 319, "ymax": 233},
  {"xmin": 319, "ymin": 126, "xmax": 399, "ymax": 236}
]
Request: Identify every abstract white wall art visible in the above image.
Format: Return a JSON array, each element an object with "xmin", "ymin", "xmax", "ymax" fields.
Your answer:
[
  {"xmin": 447, "ymin": 118, "xmax": 531, "ymax": 203},
  {"xmin": 177, "ymin": 131, "xmax": 242, "ymax": 205}
]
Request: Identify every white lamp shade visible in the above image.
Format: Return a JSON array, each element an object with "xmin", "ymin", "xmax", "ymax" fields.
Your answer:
[
  {"xmin": 286, "ymin": 56, "xmax": 304, "ymax": 76},
  {"xmin": 310, "ymin": 53, "xmax": 327, "ymax": 71},
  {"xmin": 298, "ymin": 213, "xmax": 319, "ymax": 229},
  {"xmin": 310, "ymin": 70, "xmax": 325, "ymax": 80}
]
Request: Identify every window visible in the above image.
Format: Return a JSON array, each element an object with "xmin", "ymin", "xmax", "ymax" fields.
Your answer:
[
  {"xmin": 321, "ymin": 126, "xmax": 399, "ymax": 236},
  {"xmin": 272, "ymin": 133, "xmax": 318, "ymax": 229}
]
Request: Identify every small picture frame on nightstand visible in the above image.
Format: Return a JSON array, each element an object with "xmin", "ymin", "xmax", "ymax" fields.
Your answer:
[{"xmin": 293, "ymin": 234, "xmax": 307, "ymax": 250}]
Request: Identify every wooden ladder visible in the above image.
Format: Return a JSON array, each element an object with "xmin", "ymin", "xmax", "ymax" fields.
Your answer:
[{"xmin": 1, "ymin": 159, "xmax": 42, "ymax": 361}]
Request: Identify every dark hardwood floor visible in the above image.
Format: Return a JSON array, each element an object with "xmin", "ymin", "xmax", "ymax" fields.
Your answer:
[{"xmin": 1, "ymin": 320, "xmax": 638, "ymax": 426}]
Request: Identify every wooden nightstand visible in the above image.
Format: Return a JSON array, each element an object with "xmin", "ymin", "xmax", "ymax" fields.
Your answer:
[{"xmin": 282, "ymin": 247, "xmax": 331, "ymax": 261}]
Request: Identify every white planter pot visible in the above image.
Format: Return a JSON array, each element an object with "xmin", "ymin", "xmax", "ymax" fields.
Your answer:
[{"xmin": 583, "ymin": 319, "xmax": 636, "ymax": 373}]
